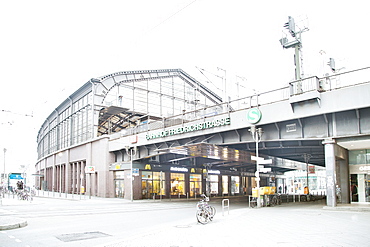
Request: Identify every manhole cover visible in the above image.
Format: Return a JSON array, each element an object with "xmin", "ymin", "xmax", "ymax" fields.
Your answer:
[
  {"xmin": 175, "ymin": 225, "xmax": 191, "ymax": 228},
  {"xmin": 56, "ymin": 231, "xmax": 110, "ymax": 242}
]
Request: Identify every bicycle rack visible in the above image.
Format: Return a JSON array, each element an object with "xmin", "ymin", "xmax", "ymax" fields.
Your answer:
[{"xmin": 222, "ymin": 199, "xmax": 229, "ymax": 216}]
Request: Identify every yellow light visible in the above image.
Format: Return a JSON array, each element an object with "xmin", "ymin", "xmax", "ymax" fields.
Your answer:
[{"xmin": 203, "ymin": 169, "xmax": 207, "ymax": 173}]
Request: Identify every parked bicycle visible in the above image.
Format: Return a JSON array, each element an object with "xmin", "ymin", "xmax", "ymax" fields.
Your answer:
[
  {"xmin": 250, "ymin": 196, "xmax": 257, "ymax": 208},
  {"xmin": 16, "ymin": 189, "xmax": 33, "ymax": 201},
  {"xmin": 250, "ymin": 194, "xmax": 282, "ymax": 208},
  {"xmin": 196, "ymin": 194, "xmax": 216, "ymax": 224}
]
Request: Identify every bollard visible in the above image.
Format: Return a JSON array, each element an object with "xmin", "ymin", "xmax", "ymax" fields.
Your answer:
[{"xmin": 222, "ymin": 199, "xmax": 230, "ymax": 216}]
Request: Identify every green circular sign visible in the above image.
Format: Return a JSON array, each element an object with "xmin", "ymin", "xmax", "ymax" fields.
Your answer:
[{"xmin": 247, "ymin": 108, "xmax": 262, "ymax": 124}]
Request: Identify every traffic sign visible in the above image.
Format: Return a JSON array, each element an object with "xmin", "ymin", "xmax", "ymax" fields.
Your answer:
[
  {"xmin": 259, "ymin": 159, "xmax": 272, "ymax": 164},
  {"xmin": 251, "ymin": 156, "xmax": 272, "ymax": 164},
  {"xmin": 259, "ymin": 167, "xmax": 272, "ymax": 173},
  {"xmin": 132, "ymin": 168, "xmax": 139, "ymax": 176}
]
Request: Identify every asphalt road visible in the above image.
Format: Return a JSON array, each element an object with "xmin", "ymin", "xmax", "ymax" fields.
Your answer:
[
  {"xmin": 0, "ymin": 196, "xmax": 204, "ymax": 247},
  {"xmin": 1, "ymin": 196, "xmax": 370, "ymax": 247}
]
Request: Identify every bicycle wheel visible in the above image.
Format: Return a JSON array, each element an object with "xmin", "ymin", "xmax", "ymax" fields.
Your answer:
[
  {"xmin": 209, "ymin": 206, "xmax": 216, "ymax": 220},
  {"xmin": 270, "ymin": 196, "xmax": 277, "ymax": 206},
  {"xmin": 196, "ymin": 209, "xmax": 210, "ymax": 224},
  {"xmin": 211, "ymin": 206, "xmax": 216, "ymax": 216}
]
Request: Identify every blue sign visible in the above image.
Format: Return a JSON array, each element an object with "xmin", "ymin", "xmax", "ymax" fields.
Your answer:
[{"xmin": 9, "ymin": 174, "xmax": 23, "ymax": 179}]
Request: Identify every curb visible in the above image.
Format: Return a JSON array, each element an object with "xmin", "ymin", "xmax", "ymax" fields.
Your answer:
[
  {"xmin": 323, "ymin": 206, "xmax": 370, "ymax": 212},
  {"xmin": 0, "ymin": 217, "xmax": 28, "ymax": 231}
]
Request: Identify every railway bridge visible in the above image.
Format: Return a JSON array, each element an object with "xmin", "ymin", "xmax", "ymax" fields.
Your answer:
[{"xmin": 109, "ymin": 67, "xmax": 370, "ymax": 206}]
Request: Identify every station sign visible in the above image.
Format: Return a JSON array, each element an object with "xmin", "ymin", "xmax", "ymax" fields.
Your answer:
[
  {"xmin": 247, "ymin": 108, "xmax": 262, "ymax": 124},
  {"xmin": 146, "ymin": 117, "xmax": 231, "ymax": 140}
]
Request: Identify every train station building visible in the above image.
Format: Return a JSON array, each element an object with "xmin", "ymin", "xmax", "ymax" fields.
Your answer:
[{"xmin": 35, "ymin": 68, "xmax": 370, "ymax": 206}]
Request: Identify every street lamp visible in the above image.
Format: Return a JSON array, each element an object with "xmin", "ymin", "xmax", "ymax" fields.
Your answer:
[
  {"xmin": 249, "ymin": 126, "xmax": 263, "ymax": 207},
  {"xmin": 3, "ymin": 148, "xmax": 6, "ymax": 186}
]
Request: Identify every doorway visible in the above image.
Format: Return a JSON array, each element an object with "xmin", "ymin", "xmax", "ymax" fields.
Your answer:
[
  {"xmin": 142, "ymin": 180, "xmax": 153, "ymax": 199},
  {"xmin": 115, "ymin": 179, "xmax": 124, "ymax": 198},
  {"xmin": 351, "ymin": 174, "xmax": 370, "ymax": 202}
]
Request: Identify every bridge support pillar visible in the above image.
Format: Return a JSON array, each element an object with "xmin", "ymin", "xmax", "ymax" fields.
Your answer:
[{"xmin": 322, "ymin": 139, "xmax": 350, "ymax": 207}]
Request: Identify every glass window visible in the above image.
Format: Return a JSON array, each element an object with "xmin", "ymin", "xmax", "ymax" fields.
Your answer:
[
  {"xmin": 142, "ymin": 171, "xmax": 165, "ymax": 199},
  {"xmin": 222, "ymin": 175, "xmax": 228, "ymax": 195},
  {"xmin": 207, "ymin": 175, "xmax": 219, "ymax": 195},
  {"xmin": 153, "ymin": 172, "xmax": 165, "ymax": 196},
  {"xmin": 114, "ymin": 171, "xmax": 125, "ymax": 198},
  {"xmin": 231, "ymin": 176, "xmax": 240, "ymax": 195},
  {"xmin": 171, "ymin": 173, "xmax": 185, "ymax": 196},
  {"xmin": 190, "ymin": 174, "xmax": 202, "ymax": 197}
]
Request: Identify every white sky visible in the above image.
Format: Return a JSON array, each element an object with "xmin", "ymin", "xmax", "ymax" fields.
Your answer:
[{"xmin": 0, "ymin": 0, "xmax": 369, "ymax": 175}]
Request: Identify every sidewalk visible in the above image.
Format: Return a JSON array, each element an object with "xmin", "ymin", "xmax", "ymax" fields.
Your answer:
[
  {"xmin": 101, "ymin": 201, "xmax": 370, "ymax": 247},
  {"xmin": 0, "ymin": 198, "xmax": 28, "ymax": 230}
]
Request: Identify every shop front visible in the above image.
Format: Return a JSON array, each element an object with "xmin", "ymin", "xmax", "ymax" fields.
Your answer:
[
  {"xmin": 349, "ymin": 150, "xmax": 370, "ymax": 203},
  {"xmin": 113, "ymin": 164, "xmax": 249, "ymax": 200},
  {"xmin": 138, "ymin": 166, "xmax": 204, "ymax": 199}
]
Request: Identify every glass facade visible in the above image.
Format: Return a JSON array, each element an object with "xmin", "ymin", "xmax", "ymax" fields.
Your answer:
[
  {"xmin": 37, "ymin": 70, "xmax": 221, "ymax": 159},
  {"xmin": 37, "ymin": 92, "xmax": 92, "ymax": 159},
  {"xmin": 103, "ymin": 75, "xmax": 214, "ymax": 117},
  {"xmin": 349, "ymin": 149, "xmax": 370, "ymax": 165}
]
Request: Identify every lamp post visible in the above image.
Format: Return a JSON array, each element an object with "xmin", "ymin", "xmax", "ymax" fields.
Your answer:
[
  {"xmin": 303, "ymin": 153, "xmax": 312, "ymax": 194},
  {"xmin": 249, "ymin": 126, "xmax": 263, "ymax": 207},
  {"xmin": 3, "ymin": 148, "xmax": 6, "ymax": 186}
]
